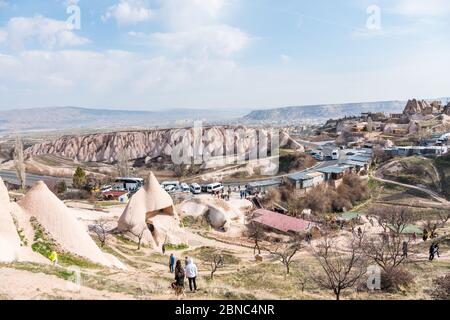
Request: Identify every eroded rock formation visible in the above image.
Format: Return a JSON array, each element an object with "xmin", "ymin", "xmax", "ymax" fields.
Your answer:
[{"xmin": 24, "ymin": 127, "xmax": 289, "ymax": 164}]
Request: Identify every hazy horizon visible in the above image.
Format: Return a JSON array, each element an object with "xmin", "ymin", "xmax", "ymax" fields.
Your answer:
[{"xmin": 1, "ymin": 96, "xmax": 449, "ymax": 113}]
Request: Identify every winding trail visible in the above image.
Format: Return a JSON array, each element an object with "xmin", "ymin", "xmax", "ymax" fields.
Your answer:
[{"xmin": 371, "ymin": 170, "xmax": 450, "ymax": 207}]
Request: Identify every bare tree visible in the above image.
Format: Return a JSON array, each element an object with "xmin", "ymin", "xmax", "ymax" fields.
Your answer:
[
  {"xmin": 247, "ymin": 222, "xmax": 265, "ymax": 255},
  {"xmin": 13, "ymin": 136, "xmax": 26, "ymax": 190},
  {"xmin": 91, "ymin": 219, "xmax": 111, "ymax": 247},
  {"xmin": 117, "ymin": 147, "xmax": 130, "ymax": 177},
  {"xmin": 312, "ymin": 236, "xmax": 367, "ymax": 300},
  {"xmin": 267, "ymin": 235, "xmax": 303, "ymax": 275},
  {"xmin": 298, "ymin": 270, "xmax": 308, "ymax": 293},
  {"xmin": 126, "ymin": 226, "xmax": 146, "ymax": 250},
  {"xmin": 210, "ymin": 254, "xmax": 224, "ymax": 280},
  {"xmin": 423, "ymin": 220, "xmax": 438, "ymax": 239},
  {"xmin": 263, "ymin": 188, "xmax": 281, "ymax": 209},
  {"xmin": 362, "ymin": 234, "xmax": 409, "ymax": 273},
  {"xmin": 436, "ymin": 210, "xmax": 450, "ymax": 228},
  {"xmin": 369, "ymin": 206, "xmax": 414, "ymax": 236}
]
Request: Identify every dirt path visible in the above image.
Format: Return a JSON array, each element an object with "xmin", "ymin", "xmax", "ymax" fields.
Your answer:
[
  {"xmin": 371, "ymin": 171, "xmax": 450, "ymax": 207},
  {"xmin": 0, "ymin": 267, "xmax": 134, "ymax": 300}
]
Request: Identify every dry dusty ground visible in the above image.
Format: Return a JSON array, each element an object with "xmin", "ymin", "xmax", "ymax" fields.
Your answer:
[{"xmin": 1, "ymin": 193, "xmax": 450, "ymax": 300}]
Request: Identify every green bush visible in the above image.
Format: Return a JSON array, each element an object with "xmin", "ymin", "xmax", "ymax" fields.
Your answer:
[{"xmin": 164, "ymin": 243, "xmax": 189, "ymax": 250}]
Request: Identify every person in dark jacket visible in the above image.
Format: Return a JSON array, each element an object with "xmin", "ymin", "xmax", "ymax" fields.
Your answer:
[
  {"xmin": 429, "ymin": 243, "xmax": 436, "ymax": 261},
  {"xmin": 169, "ymin": 254, "xmax": 176, "ymax": 273},
  {"xmin": 402, "ymin": 241, "xmax": 408, "ymax": 258},
  {"xmin": 171, "ymin": 260, "xmax": 185, "ymax": 299}
]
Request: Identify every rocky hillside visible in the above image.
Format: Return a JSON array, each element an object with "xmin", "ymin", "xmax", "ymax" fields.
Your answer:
[
  {"xmin": 243, "ymin": 101, "xmax": 406, "ymax": 123},
  {"xmin": 24, "ymin": 127, "xmax": 288, "ymax": 164},
  {"xmin": 444, "ymin": 102, "xmax": 450, "ymax": 116},
  {"xmin": 403, "ymin": 99, "xmax": 445, "ymax": 115}
]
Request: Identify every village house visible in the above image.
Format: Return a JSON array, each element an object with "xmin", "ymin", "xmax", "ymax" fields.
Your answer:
[
  {"xmin": 384, "ymin": 146, "xmax": 448, "ymax": 157},
  {"xmin": 287, "ymin": 171, "xmax": 325, "ymax": 194},
  {"xmin": 251, "ymin": 209, "xmax": 319, "ymax": 237},
  {"xmin": 317, "ymin": 165, "xmax": 352, "ymax": 187},
  {"xmin": 246, "ymin": 179, "xmax": 281, "ymax": 195}
]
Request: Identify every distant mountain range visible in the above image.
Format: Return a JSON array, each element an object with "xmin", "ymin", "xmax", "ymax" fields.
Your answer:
[
  {"xmin": 243, "ymin": 98, "xmax": 450, "ymax": 123},
  {"xmin": 1, "ymin": 98, "xmax": 449, "ymax": 133},
  {"xmin": 0, "ymin": 107, "xmax": 247, "ymax": 133}
]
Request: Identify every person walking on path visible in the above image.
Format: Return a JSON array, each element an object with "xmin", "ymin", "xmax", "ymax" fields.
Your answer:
[
  {"xmin": 402, "ymin": 241, "xmax": 408, "ymax": 258},
  {"xmin": 434, "ymin": 243, "xmax": 440, "ymax": 258},
  {"xmin": 185, "ymin": 258, "xmax": 198, "ymax": 292},
  {"xmin": 169, "ymin": 254, "xmax": 176, "ymax": 273},
  {"xmin": 423, "ymin": 229, "xmax": 429, "ymax": 242},
  {"xmin": 171, "ymin": 260, "xmax": 186, "ymax": 299},
  {"xmin": 429, "ymin": 243, "xmax": 436, "ymax": 261},
  {"xmin": 162, "ymin": 244, "xmax": 166, "ymax": 255}
]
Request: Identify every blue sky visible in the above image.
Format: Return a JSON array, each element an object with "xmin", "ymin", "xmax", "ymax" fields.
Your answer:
[{"xmin": 0, "ymin": 0, "xmax": 449, "ymax": 111}]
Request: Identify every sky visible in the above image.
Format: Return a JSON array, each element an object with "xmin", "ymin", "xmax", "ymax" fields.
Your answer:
[{"xmin": 0, "ymin": 0, "xmax": 449, "ymax": 111}]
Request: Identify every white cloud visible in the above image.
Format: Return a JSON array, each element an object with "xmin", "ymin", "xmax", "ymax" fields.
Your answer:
[
  {"xmin": 0, "ymin": 49, "xmax": 239, "ymax": 108},
  {"xmin": 62, "ymin": 0, "xmax": 80, "ymax": 6},
  {"xmin": 134, "ymin": 25, "xmax": 249, "ymax": 58},
  {"xmin": 1, "ymin": 44, "xmax": 450, "ymax": 110},
  {"xmin": 159, "ymin": 0, "xmax": 233, "ymax": 30},
  {"xmin": 280, "ymin": 54, "xmax": 291, "ymax": 63},
  {"xmin": 390, "ymin": 0, "xmax": 450, "ymax": 17},
  {"xmin": 103, "ymin": 0, "xmax": 152, "ymax": 25},
  {"xmin": 128, "ymin": 0, "xmax": 249, "ymax": 59},
  {"xmin": 1, "ymin": 16, "xmax": 89, "ymax": 50},
  {"xmin": 0, "ymin": 30, "xmax": 7, "ymax": 43}
]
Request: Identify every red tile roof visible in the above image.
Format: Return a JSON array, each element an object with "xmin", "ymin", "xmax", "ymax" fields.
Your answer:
[{"xmin": 252, "ymin": 209, "xmax": 311, "ymax": 233}]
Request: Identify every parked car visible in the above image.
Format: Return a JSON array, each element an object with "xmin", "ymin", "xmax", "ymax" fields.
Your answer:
[
  {"xmin": 180, "ymin": 183, "xmax": 190, "ymax": 193},
  {"xmin": 190, "ymin": 183, "xmax": 202, "ymax": 194},
  {"xmin": 207, "ymin": 182, "xmax": 224, "ymax": 193},
  {"xmin": 346, "ymin": 151, "xmax": 356, "ymax": 156},
  {"xmin": 164, "ymin": 185, "xmax": 177, "ymax": 193},
  {"xmin": 313, "ymin": 152, "xmax": 324, "ymax": 161}
]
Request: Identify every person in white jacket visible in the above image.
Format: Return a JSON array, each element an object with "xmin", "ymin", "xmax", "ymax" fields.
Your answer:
[{"xmin": 185, "ymin": 258, "xmax": 198, "ymax": 292}]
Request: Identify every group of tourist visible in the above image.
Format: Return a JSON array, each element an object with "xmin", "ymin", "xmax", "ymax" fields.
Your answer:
[{"xmin": 169, "ymin": 253, "xmax": 198, "ymax": 299}]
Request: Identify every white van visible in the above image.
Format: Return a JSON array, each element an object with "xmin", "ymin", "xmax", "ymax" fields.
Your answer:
[
  {"xmin": 180, "ymin": 183, "xmax": 190, "ymax": 193},
  {"xmin": 190, "ymin": 183, "xmax": 202, "ymax": 194},
  {"xmin": 207, "ymin": 182, "xmax": 224, "ymax": 193},
  {"xmin": 331, "ymin": 149, "xmax": 339, "ymax": 160}
]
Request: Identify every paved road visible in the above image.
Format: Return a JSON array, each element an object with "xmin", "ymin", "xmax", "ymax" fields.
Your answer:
[{"xmin": 0, "ymin": 170, "xmax": 72, "ymax": 187}]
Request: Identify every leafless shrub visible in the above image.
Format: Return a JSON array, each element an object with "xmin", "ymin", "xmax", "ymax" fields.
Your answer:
[
  {"xmin": 117, "ymin": 147, "xmax": 130, "ymax": 177},
  {"xmin": 381, "ymin": 268, "xmax": 414, "ymax": 292},
  {"xmin": 247, "ymin": 222, "xmax": 265, "ymax": 255},
  {"xmin": 263, "ymin": 188, "xmax": 282, "ymax": 208},
  {"xmin": 312, "ymin": 236, "xmax": 367, "ymax": 300},
  {"xmin": 210, "ymin": 255, "xmax": 224, "ymax": 280},
  {"xmin": 91, "ymin": 219, "xmax": 112, "ymax": 247},
  {"xmin": 431, "ymin": 273, "xmax": 450, "ymax": 300},
  {"xmin": 13, "ymin": 136, "xmax": 26, "ymax": 190},
  {"xmin": 368, "ymin": 206, "xmax": 414, "ymax": 235},
  {"xmin": 266, "ymin": 235, "xmax": 304, "ymax": 275}
]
